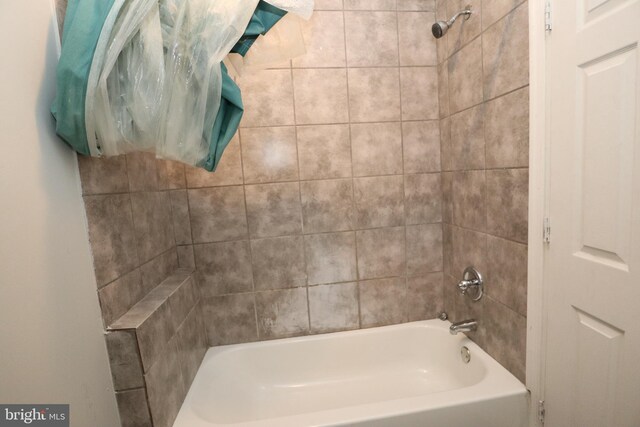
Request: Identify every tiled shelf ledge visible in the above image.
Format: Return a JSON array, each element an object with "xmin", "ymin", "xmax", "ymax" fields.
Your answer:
[{"xmin": 106, "ymin": 269, "xmax": 207, "ymax": 427}]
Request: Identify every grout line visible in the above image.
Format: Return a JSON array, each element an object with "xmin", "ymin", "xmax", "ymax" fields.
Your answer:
[
  {"xmin": 234, "ymin": 128, "xmax": 260, "ymax": 341},
  {"xmin": 181, "ymin": 169, "xmax": 466, "ymax": 190},
  {"xmin": 485, "ymin": 294, "xmax": 527, "ymax": 319},
  {"xmin": 442, "ymin": 221, "xmax": 529, "ymax": 246},
  {"xmin": 290, "ymin": 66, "xmax": 313, "ymax": 334},
  {"xmin": 200, "ymin": 271, "xmax": 443, "ymax": 299},
  {"xmin": 238, "ymin": 117, "xmax": 441, "ymax": 132},
  {"xmin": 395, "ymin": 6, "xmax": 412, "ymax": 322},
  {"xmin": 342, "ymin": 7, "xmax": 362, "ymax": 329},
  {"xmin": 480, "ymin": 4, "xmax": 489, "ymax": 249},
  {"xmin": 447, "ymin": 83, "xmax": 530, "ymax": 119},
  {"xmin": 187, "ymin": 217, "xmax": 447, "ymax": 247}
]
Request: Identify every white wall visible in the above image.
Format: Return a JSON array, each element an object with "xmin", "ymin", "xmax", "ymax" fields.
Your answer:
[{"xmin": 0, "ymin": 1, "xmax": 120, "ymax": 426}]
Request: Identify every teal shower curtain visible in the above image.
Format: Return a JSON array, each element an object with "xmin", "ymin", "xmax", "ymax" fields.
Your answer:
[{"xmin": 52, "ymin": 0, "xmax": 286, "ymax": 171}]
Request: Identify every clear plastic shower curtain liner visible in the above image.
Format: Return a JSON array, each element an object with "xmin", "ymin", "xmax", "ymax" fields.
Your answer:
[{"xmin": 83, "ymin": 0, "xmax": 313, "ymax": 169}]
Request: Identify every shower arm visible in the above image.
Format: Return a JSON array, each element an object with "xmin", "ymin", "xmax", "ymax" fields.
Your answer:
[{"xmin": 447, "ymin": 8, "xmax": 472, "ymax": 26}]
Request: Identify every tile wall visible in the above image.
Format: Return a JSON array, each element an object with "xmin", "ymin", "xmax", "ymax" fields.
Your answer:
[
  {"xmin": 436, "ymin": 0, "xmax": 529, "ymax": 381},
  {"xmin": 176, "ymin": 0, "xmax": 446, "ymax": 345},
  {"xmin": 79, "ymin": 152, "xmax": 184, "ymax": 328}
]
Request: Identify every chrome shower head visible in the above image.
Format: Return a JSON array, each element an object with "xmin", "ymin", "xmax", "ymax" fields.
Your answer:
[
  {"xmin": 431, "ymin": 6, "xmax": 472, "ymax": 39},
  {"xmin": 431, "ymin": 21, "xmax": 450, "ymax": 39}
]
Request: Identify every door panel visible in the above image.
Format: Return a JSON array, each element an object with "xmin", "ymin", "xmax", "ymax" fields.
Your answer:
[
  {"xmin": 544, "ymin": 0, "xmax": 640, "ymax": 426},
  {"xmin": 577, "ymin": 45, "xmax": 636, "ymax": 269}
]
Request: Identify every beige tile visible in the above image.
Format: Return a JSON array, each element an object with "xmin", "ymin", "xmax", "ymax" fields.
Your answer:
[
  {"xmin": 351, "ymin": 122, "xmax": 402, "ymax": 176},
  {"xmin": 452, "ymin": 170, "xmax": 486, "ymax": 231},
  {"xmin": 301, "ymin": 179, "xmax": 354, "ymax": 233},
  {"xmin": 98, "ymin": 270, "xmax": 143, "ymax": 327},
  {"xmin": 449, "ymin": 104, "xmax": 485, "ymax": 170},
  {"xmin": 77, "ymin": 155, "xmax": 129, "ymax": 195},
  {"xmin": 397, "ymin": 0, "xmax": 435, "ymax": 11},
  {"xmin": 406, "ymin": 223, "xmax": 443, "ymax": 275},
  {"xmin": 345, "ymin": 11, "xmax": 398, "ymax": 66},
  {"xmin": 315, "ymin": 0, "xmax": 344, "ymax": 9},
  {"xmin": 354, "ymin": 175, "xmax": 404, "ymax": 228},
  {"xmin": 485, "ymin": 87, "xmax": 529, "ymax": 168},
  {"xmin": 105, "ymin": 330, "xmax": 144, "ymax": 391},
  {"xmin": 407, "ymin": 273, "xmax": 444, "ymax": 321},
  {"xmin": 441, "ymin": 172, "xmax": 454, "ymax": 223},
  {"xmin": 305, "ymin": 232, "xmax": 357, "ymax": 284},
  {"xmin": 177, "ymin": 245, "xmax": 195, "ymax": 270},
  {"xmin": 245, "ymin": 182, "xmax": 303, "ymax": 238},
  {"xmin": 438, "ymin": 61, "xmax": 449, "ymax": 118},
  {"xmin": 240, "ymin": 126, "xmax": 299, "ymax": 184},
  {"xmin": 440, "ymin": 116, "xmax": 453, "ymax": 171},
  {"xmin": 445, "ymin": 0, "xmax": 482, "ymax": 56},
  {"xmin": 188, "ymin": 186, "xmax": 247, "ymax": 243},
  {"xmin": 256, "ymin": 288, "xmax": 309, "ymax": 339},
  {"xmin": 167, "ymin": 276, "xmax": 199, "ymax": 332},
  {"xmin": 309, "ymin": 282, "xmax": 359, "ymax": 333},
  {"xmin": 237, "ymin": 69, "xmax": 295, "ymax": 127},
  {"xmin": 297, "ymin": 124, "xmax": 352, "ymax": 180},
  {"xmin": 484, "ymin": 296, "xmax": 526, "ymax": 382},
  {"xmin": 486, "ymin": 168, "xmax": 528, "ymax": 243},
  {"xmin": 84, "ymin": 194, "xmax": 139, "ymax": 286},
  {"xmin": 175, "ymin": 304, "xmax": 207, "ymax": 388},
  {"xmin": 126, "ymin": 152, "xmax": 158, "ymax": 192},
  {"xmin": 359, "ymin": 277, "xmax": 407, "ymax": 327},
  {"xmin": 202, "ymin": 294, "xmax": 258, "ymax": 345},
  {"xmin": 293, "ymin": 68, "xmax": 349, "ymax": 124},
  {"xmin": 400, "ymin": 67, "xmax": 439, "ymax": 120},
  {"xmin": 348, "ymin": 68, "xmax": 401, "ymax": 122},
  {"xmin": 451, "ymin": 225, "xmax": 487, "ymax": 276},
  {"xmin": 436, "ymin": 34, "xmax": 447, "ymax": 66},
  {"xmin": 139, "ymin": 249, "xmax": 178, "ymax": 295},
  {"xmin": 398, "ymin": 12, "xmax": 437, "ymax": 65},
  {"xmin": 157, "ymin": 159, "xmax": 186, "ymax": 190},
  {"xmin": 135, "ymin": 301, "xmax": 176, "ymax": 372},
  {"xmin": 405, "ymin": 173, "xmax": 442, "ymax": 225},
  {"xmin": 251, "ymin": 236, "xmax": 307, "ymax": 290},
  {"xmin": 194, "ymin": 240, "xmax": 253, "ymax": 296},
  {"xmin": 185, "ymin": 135, "xmax": 243, "ymax": 187},
  {"xmin": 293, "ymin": 11, "xmax": 346, "ymax": 68},
  {"xmin": 448, "ymin": 37, "xmax": 483, "ymax": 114},
  {"xmin": 402, "ymin": 121, "xmax": 441, "ymax": 173},
  {"xmin": 115, "ymin": 389, "xmax": 152, "ymax": 427},
  {"xmin": 486, "ymin": 235, "xmax": 527, "ymax": 316},
  {"xmin": 357, "ymin": 227, "xmax": 405, "ymax": 279},
  {"xmin": 169, "ymin": 190, "xmax": 192, "ymax": 245},
  {"xmin": 130, "ymin": 191, "xmax": 175, "ymax": 263},
  {"xmin": 144, "ymin": 339, "xmax": 185, "ymax": 427},
  {"xmin": 344, "ymin": 0, "xmax": 396, "ymax": 9},
  {"xmin": 482, "ymin": 3, "xmax": 529, "ymax": 99},
  {"xmin": 482, "ymin": 0, "xmax": 525, "ymax": 30},
  {"xmin": 442, "ymin": 272, "xmax": 457, "ymax": 316}
]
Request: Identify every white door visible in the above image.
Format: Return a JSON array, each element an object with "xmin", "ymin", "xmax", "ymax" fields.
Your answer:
[{"xmin": 543, "ymin": 0, "xmax": 640, "ymax": 426}]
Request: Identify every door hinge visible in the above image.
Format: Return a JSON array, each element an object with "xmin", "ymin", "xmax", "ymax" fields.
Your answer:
[
  {"xmin": 538, "ymin": 400, "xmax": 546, "ymax": 424},
  {"xmin": 545, "ymin": 0, "xmax": 552, "ymax": 31},
  {"xmin": 543, "ymin": 217, "xmax": 551, "ymax": 243}
]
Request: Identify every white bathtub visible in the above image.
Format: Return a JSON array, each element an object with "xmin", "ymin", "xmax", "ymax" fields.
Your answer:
[{"xmin": 173, "ymin": 320, "xmax": 528, "ymax": 427}]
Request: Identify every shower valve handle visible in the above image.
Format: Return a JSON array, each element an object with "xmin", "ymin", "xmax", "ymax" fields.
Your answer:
[{"xmin": 456, "ymin": 267, "xmax": 484, "ymax": 302}]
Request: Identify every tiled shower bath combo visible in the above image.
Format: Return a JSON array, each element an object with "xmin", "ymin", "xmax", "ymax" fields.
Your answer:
[{"xmin": 69, "ymin": 0, "xmax": 530, "ymax": 425}]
